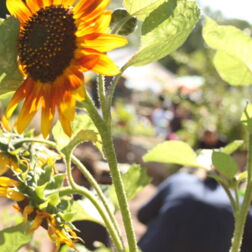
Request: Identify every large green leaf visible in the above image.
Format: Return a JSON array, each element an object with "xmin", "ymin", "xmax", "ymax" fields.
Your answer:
[
  {"xmin": 70, "ymin": 200, "xmax": 104, "ymax": 225},
  {"xmin": 221, "ymin": 140, "xmax": 244, "ymax": 155},
  {"xmin": 123, "ymin": 0, "xmax": 163, "ymax": 20},
  {"xmin": 143, "ymin": 140, "xmax": 203, "ymax": 168},
  {"xmin": 0, "ymin": 17, "xmax": 23, "ymax": 95},
  {"xmin": 203, "ymin": 17, "xmax": 252, "ymax": 86},
  {"xmin": 127, "ymin": 0, "xmax": 200, "ymax": 66},
  {"xmin": 212, "ymin": 151, "xmax": 238, "ymax": 180},
  {"xmin": 62, "ymin": 129, "xmax": 100, "ymax": 158},
  {"xmin": 109, "ymin": 164, "xmax": 151, "ymax": 209},
  {"xmin": 0, "ymin": 224, "xmax": 32, "ymax": 251},
  {"xmin": 52, "ymin": 113, "xmax": 101, "ymax": 151}
]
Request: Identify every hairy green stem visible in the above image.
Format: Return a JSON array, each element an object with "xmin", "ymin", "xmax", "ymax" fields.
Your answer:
[
  {"xmin": 101, "ymin": 127, "xmax": 138, "ymax": 252},
  {"xmin": 65, "ymin": 153, "xmax": 124, "ymax": 252},
  {"xmin": 98, "ymin": 75, "xmax": 107, "ymax": 119},
  {"xmin": 230, "ymin": 133, "xmax": 252, "ymax": 252},
  {"xmin": 84, "ymin": 94, "xmax": 138, "ymax": 252},
  {"xmin": 106, "ymin": 64, "xmax": 129, "ymax": 123},
  {"xmin": 72, "ymin": 155, "xmax": 122, "ymax": 240}
]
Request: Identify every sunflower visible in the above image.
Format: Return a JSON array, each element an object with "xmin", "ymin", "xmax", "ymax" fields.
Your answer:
[{"xmin": 5, "ymin": 0, "xmax": 127, "ymax": 137}]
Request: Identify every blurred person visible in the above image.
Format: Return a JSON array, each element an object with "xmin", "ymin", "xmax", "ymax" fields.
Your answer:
[
  {"xmin": 138, "ymin": 171, "xmax": 252, "ymax": 252},
  {"xmin": 197, "ymin": 129, "xmax": 227, "ymax": 149}
]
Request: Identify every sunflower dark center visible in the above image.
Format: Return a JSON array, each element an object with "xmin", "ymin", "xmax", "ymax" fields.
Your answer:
[{"xmin": 18, "ymin": 5, "xmax": 77, "ymax": 83}]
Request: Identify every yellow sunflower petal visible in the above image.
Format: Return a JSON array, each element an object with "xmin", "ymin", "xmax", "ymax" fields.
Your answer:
[
  {"xmin": 81, "ymin": 33, "xmax": 128, "ymax": 52},
  {"xmin": 62, "ymin": 0, "xmax": 76, "ymax": 7},
  {"xmin": 16, "ymin": 83, "xmax": 43, "ymax": 134},
  {"xmin": 75, "ymin": 54, "xmax": 99, "ymax": 72},
  {"xmin": 6, "ymin": 0, "xmax": 32, "ymax": 23},
  {"xmin": 0, "ymin": 177, "xmax": 19, "ymax": 187},
  {"xmin": 74, "ymin": 0, "xmax": 110, "ymax": 20},
  {"xmin": 55, "ymin": 229, "xmax": 75, "ymax": 248},
  {"xmin": 58, "ymin": 98, "xmax": 76, "ymax": 137},
  {"xmin": 41, "ymin": 85, "xmax": 55, "ymax": 138},
  {"xmin": 6, "ymin": 78, "xmax": 33, "ymax": 119},
  {"xmin": 0, "ymin": 188, "xmax": 25, "ymax": 201},
  {"xmin": 72, "ymin": 85, "xmax": 85, "ymax": 101},
  {"xmin": 28, "ymin": 213, "xmax": 44, "ymax": 232},
  {"xmin": 76, "ymin": 11, "xmax": 112, "ymax": 37},
  {"xmin": 1, "ymin": 116, "xmax": 11, "ymax": 132},
  {"xmin": 42, "ymin": 0, "xmax": 53, "ymax": 7},
  {"xmin": 23, "ymin": 205, "xmax": 34, "ymax": 223},
  {"xmin": 0, "ymin": 153, "xmax": 10, "ymax": 175},
  {"xmin": 26, "ymin": 0, "xmax": 42, "ymax": 14},
  {"xmin": 91, "ymin": 54, "xmax": 120, "ymax": 76}
]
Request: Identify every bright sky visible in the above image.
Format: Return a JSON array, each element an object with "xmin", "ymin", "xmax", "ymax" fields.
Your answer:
[{"xmin": 198, "ymin": 0, "xmax": 252, "ymax": 23}]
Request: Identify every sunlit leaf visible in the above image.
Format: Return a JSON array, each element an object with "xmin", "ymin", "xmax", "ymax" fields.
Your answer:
[
  {"xmin": 46, "ymin": 174, "xmax": 65, "ymax": 190},
  {"xmin": 213, "ymin": 51, "xmax": 252, "ymax": 86},
  {"xmin": 235, "ymin": 171, "xmax": 247, "ymax": 182},
  {"xmin": 62, "ymin": 129, "xmax": 99, "ymax": 157},
  {"xmin": 221, "ymin": 140, "xmax": 244, "ymax": 155},
  {"xmin": 212, "ymin": 151, "xmax": 238, "ymax": 180},
  {"xmin": 143, "ymin": 140, "xmax": 203, "ymax": 168},
  {"xmin": 0, "ymin": 224, "xmax": 32, "ymax": 251},
  {"xmin": 70, "ymin": 200, "xmax": 104, "ymax": 225},
  {"xmin": 203, "ymin": 17, "xmax": 252, "ymax": 86},
  {"xmin": 127, "ymin": 0, "xmax": 200, "ymax": 66},
  {"xmin": 52, "ymin": 113, "xmax": 102, "ymax": 151},
  {"xmin": 109, "ymin": 164, "xmax": 151, "ymax": 209},
  {"xmin": 0, "ymin": 17, "xmax": 23, "ymax": 95},
  {"xmin": 37, "ymin": 165, "xmax": 53, "ymax": 186},
  {"xmin": 111, "ymin": 9, "xmax": 137, "ymax": 35},
  {"xmin": 47, "ymin": 193, "xmax": 60, "ymax": 207},
  {"xmin": 123, "ymin": 0, "xmax": 163, "ymax": 20}
]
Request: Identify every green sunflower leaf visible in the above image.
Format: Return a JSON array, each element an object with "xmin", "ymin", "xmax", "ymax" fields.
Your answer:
[
  {"xmin": 52, "ymin": 113, "xmax": 102, "ymax": 151},
  {"xmin": 202, "ymin": 17, "xmax": 252, "ymax": 86},
  {"xmin": 109, "ymin": 164, "xmax": 151, "ymax": 210},
  {"xmin": 70, "ymin": 200, "xmax": 104, "ymax": 225},
  {"xmin": 123, "ymin": 0, "xmax": 164, "ymax": 20},
  {"xmin": 212, "ymin": 151, "xmax": 238, "ymax": 180},
  {"xmin": 110, "ymin": 9, "xmax": 137, "ymax": 35},
  {"xmin": 221, "ymin": 140, "xmax": 244, "ymax": 155},
  {"xmin": 37, "ymin": 165, "xmax": 53, "ymax": 186},
  {"xmin": 46, "ymin": 174, "xmax": 65, "ymax": 190},
  {"xmin": 0, "ymin": 224, "xmax": 32, "ymax": 251},
  {"xmin": 62, "ymin": 129, "xmax": 100, "ymax": 158},
  {"xmin": 0, "ymin": 17, "xmax": 23, "ymax": 96},
  {"xmin": 127, "ymin": 0, "xmax": 200, "ymax": 66},
  {"xmin": 143, "ymin": 140, "xmax": 203, "ymax": 168}
]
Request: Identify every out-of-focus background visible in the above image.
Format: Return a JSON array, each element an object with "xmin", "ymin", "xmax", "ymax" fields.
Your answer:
[{"xmin": 0, "ymin": 0, "xmax": 252, "ymax": 251}]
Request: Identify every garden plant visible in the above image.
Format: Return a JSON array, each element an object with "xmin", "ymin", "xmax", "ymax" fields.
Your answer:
[{"xmin": 0, "ymin": 0, "xmax": 252, "ymax": 251}]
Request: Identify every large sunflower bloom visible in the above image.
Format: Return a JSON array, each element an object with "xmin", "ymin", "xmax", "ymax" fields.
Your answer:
[{"xmin": 5, "ymin": 0, "xmax": 127, "ymax": 137}]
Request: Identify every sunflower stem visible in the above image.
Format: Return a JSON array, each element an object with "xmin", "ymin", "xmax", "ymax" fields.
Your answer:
[
  {"xmin": 98, "ymin": 75, "xmax": 107, "ymax": 119},
  {"xmin": 106, "ymin": 64, "xmax": 130, "ymax": 123},
  {"xmin": 72, "ymin": 155, "xmax": 122, "ymax": 240},
  {"xmin": 84, "ymin": 90, "xmax": 138, "ymax": 252},
  {"xmin": 230, "ymin": 132, "xmax": 252, "ymax": 252},
  {"xmin": 65, "ymin": 151, "xmax": 124, "ymax": 252}
]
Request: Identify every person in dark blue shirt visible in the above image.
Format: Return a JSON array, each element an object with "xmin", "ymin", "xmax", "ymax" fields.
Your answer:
[{"xmin": 138, "ymin": 172, "xmax": 252, "ymax": 252}]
